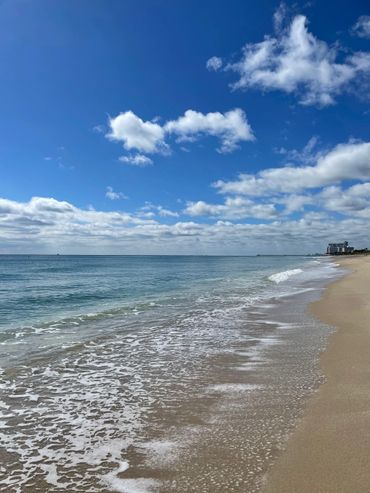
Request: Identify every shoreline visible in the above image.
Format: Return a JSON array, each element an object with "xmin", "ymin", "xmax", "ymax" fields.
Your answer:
[
  {"xmin": 262, "ymin": 256, "xmax": 370, "ymax": 492},
  {"xmin": 0, "ymin": 257, "xmax": 342, "ymax": 492},
  {"xmin": 152, "ymin": 260, "xmax": 338, "ymax": 493}
]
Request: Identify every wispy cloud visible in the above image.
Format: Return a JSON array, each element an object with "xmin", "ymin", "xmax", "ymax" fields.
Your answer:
[
  {"xmin": 105, "ymin": 186, "xmax": 128, "ymax": 200},
  {"xmin": 275, "ymin": 136, "xmax": 321, "ymax": 165},
  {"xmin": 139, "ymin": 202, "xmax": 179, "ymax": 218},
  {"xmin": 92, "ymin": 124, "xmax": 106, "ymax": 134},
  {"xmin": 273, "ymin": 2, "xmax": 288, "ymax": 33},
  {"xmin": 351, "ymin": 16, "xmax": 370, "ymax": 39},
  {"xmin": 209, "ymin": 10, "xmax": 370, "ymax": 106},
  {"xmin": 119, "ymin": 154, "xmax": 153, "ymax": 167},
  {"xmin": 206, "ymin": 56, "xmax": 223, "ymax": 72}
]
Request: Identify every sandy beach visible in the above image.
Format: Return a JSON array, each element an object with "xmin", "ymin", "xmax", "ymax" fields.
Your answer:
[
  {"xmin": 0, "ymin": 256, "xmax": 340, "ymax": 492},
  {"xmin": 263, "ymin": 256, "xmax": 370, "ymax": 493}
]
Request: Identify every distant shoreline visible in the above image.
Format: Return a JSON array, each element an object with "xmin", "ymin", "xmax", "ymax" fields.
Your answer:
[{"xmin": 0, "ymin": 253, "xmax": 323, "ymax": 257}]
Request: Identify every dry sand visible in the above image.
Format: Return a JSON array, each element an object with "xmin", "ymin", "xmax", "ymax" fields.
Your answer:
[{"xmin": 262, "ymin": 256, "xmax": 370, "ymax": 493}]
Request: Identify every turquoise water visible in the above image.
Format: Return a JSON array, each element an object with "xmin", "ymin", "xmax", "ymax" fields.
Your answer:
[
  {"xmin": 0, "ymin": 255, "xmax": 311, "ymax": 334},
  {"xmin": 0, "ymin": 255, "xmax": 339, "ymax": 492}
]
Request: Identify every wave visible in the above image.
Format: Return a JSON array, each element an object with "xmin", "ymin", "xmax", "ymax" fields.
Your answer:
[
  {"xmin": 0, "ymin": 300, "xmax": 162, "ymax": 343},
  {"xmin": 268, "ymin": 268, "xmax": 303, "ymax": 284}
]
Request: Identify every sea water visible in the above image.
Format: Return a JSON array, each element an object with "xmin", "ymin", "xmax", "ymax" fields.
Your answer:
[{"xmin": 0, "ymin": 255, "xmax": 342, "ymax": 492}]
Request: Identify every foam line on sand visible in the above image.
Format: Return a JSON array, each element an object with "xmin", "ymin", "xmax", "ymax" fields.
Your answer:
[{"xmin": 262, "ymin": 256, "xmax": 370, "ymax": 493}]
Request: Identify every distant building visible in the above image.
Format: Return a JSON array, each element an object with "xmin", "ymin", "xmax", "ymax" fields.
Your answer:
[{"xmin": 326, "ymin": 241, "xmax": 354, "ymax": 255}]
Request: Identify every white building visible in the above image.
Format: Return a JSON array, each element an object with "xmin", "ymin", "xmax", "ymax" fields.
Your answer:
[{"xmin": 326, "ymin": 241, "xmax": 354, "ymax": 255}]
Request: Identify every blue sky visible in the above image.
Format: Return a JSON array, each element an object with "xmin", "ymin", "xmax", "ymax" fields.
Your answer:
[{"xmin": 1, "ymin": 0, "xmax": 370, "ymax": 254}]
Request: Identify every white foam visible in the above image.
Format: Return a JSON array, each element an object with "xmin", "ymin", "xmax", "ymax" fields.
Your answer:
[
  {"xmin": 140, "ymin": 440, "xmax": 175, "ymax": 456},
  {"xmin": 208, "ymin": 383, "xmax": 263, "ymax": 393},
  {"xmin": 1, "ymin": 257, "xmax": 330, "ymax": 491},
  {"xmin": 139, "ymin": 440, "xmax": 178, "ymax": 467},
  {"xmin": 102, "ymin": 462, "xmax": 160, "ymax": 493},
  {"xmin": 27, "ymin": 393, "xmax": 39, "ymax": 402},
  {"xmin": 40, "ymin": 463, "xmax": 68, "ymax": 488},
  {"xmin": 268, "ymin": 268, "xmax": 303, "ymax": 283}
]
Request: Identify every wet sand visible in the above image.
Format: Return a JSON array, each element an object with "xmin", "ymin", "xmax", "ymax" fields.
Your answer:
[
  {"xmin": 0, "ymin": 258, "xmax": 340, "ymax": 493},
  {"xmin": 263, "ymin": 256, "xmax": 370, "ymax": 493}
]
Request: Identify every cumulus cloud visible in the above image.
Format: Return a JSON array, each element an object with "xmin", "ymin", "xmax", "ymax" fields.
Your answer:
[
  {"xmin": 107, "ymin": 111, "xmax": 168, "ymax": 154},
  {"xmin": 164, "ymin": 109, "xmax": 254, "ymax": 153},
  {"xmin": 206, "ymin": 56, "xmax": 223, "ymax": 71},
  {"xmin": 184, "ymin": 197, "xmax": 277, "ymax": 220},
  {"xmin": 321, "ymin": 183, "xmax": 370, "ymax": 217},
  {"xmin": 279, "ymin": 194, "xmax": 314, "ymax": 214},
  {"xmin": 2, "ymin": 195, "xmax": 370, "ymax": 254},
  {"xmin": 214, "ymin": 141, "xmax": 370, "ymax": 196},
  {"xmin": 105, "ymin": 186, "xmax": 128, "ymax": 200},
  {"xmin": 106, "ymin": 108, "xmax": 254, "ymax": 160},
  {"xmin": 0, "ymin": 197, "xmax": 155, "ymax": 250},
  {"xmin": 352, "ymin": 16, "xmax": 370, "ymax": 39},
  {"xmin": 211, "ymin": 13, "xmax": 370, "ymax": 106},
  {"xmin": 119, "ymin": 154, "xmax": 153, "ymax": 167}
]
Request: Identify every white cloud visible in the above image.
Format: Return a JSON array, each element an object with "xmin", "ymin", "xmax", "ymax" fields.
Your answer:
[
  {"xmin": 2, "ymin": 195, "xmax": 370, "ymax": 254},
  {"xmin": 352, "ymin": 16, "xmax": 370, "ymax": 39},
  {"xmin": 105, "ymin": 186, "xmax": 128, "ymax": 200},
  {"xmin": 273, "ymin": 2, "xmax": 287, "ymax": 33},
  {"xmin": 321, "ymin": 183, "xmax": 370, "ymax": 217},
  {"xmin": 92, "ymin": 124, "xmax": 105, "ymax": 134},
  {"xmin": 157, "ymin": 207, "xmax": 179, "ymax": 218},
  {"xmin": 218, "ymin": 14, "xmax": 370, "ymax": 106},
  {"xmin": 279, "ymin": 194, "xmax": 314, "ymax": 214},
  {"xmin": 206, "ymin": 56, "xmax": 223, "ymax": 71},
  {"xmin": 214, "ymin": 141, "xmax": 370, "ymax": 195},
  {"xmin": 107, "ymin": 111, "xmax": 168, "ymax": 154},
  {"xmin": 106, "ymin": 108, "xmax": 254, "ymax": 160},
  {"xmin": 275, "ymin": 136, "xmax": 320, "ymax": 165},
  {"xmin": 119, "ymin": 154, "xmax": 153, "ymax": 167},
  {"xmin": 139, "ymin": 202, "xmax": 179, "ymax": 218},
  {"xmin": 164, "ymin": 108, "xmax": 255, "ymax": 153},
  {"xmin": 184, "ymin": 196, "xmax": 277, "ymax": 220}
]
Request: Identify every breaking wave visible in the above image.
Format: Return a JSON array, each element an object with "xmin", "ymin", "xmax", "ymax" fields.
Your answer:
[{"xmin": 268, "ymin": 268, "xmax": 303, "ymax": 284}]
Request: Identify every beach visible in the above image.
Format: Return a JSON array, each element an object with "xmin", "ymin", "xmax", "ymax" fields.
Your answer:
[
  {"xmin": 0, "ymin": 255, "xmax": 340, "ymax": 492},
  {"xmin": 263, "ymin": 256, "xmax": 370, "ymax": 493}
]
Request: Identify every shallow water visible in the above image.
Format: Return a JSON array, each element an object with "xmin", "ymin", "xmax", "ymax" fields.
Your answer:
[{"xmin": 0, "ymin": 255, "xmax": 342, "ymax": 492}]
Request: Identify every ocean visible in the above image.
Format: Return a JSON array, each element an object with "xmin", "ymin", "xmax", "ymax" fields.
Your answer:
[{"xmin": 0, "ymin": 255, "xmax": 342, "ymax": 492}]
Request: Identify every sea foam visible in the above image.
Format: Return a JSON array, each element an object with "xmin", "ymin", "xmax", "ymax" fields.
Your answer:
[{"xmin": 268, "ymin": 268, "xmax": 303, "ymax": 284}]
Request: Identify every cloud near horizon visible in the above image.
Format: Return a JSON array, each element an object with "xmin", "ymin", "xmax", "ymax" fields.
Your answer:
[
  {"xmin": 208, "ymin": 12, "xmax": 370, "ymax": 106},
  {"xmin": 180, "ymin": 139, "xmax": 370, "ymax": 222},
  {"xmin": 3, "ymin": 145, "xmax": 370, "ymax": 256},
  {"xmin": 214, "ymin": 141, "xmax": 370, "ymax": 196},
  {"xmin": 1, "ymin": 195, "xmax": 370, "ymax": 255}
]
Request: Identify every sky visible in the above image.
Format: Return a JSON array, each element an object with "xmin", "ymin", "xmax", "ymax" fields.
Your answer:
[{"xmin": 1, "ymin": 0, "xmax": 370, "ymax": 254}]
